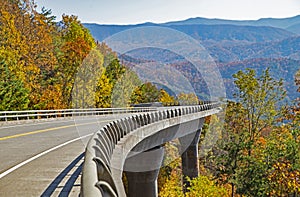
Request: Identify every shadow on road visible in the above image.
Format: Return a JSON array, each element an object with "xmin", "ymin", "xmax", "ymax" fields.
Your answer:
[{"xmin": 41, "ymin": 153, "xmax": 84, "ymax": 197}]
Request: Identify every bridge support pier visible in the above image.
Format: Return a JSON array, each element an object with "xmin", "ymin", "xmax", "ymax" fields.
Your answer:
[
  {"xmin": 124, "ymin": 146, "xmax": 164, "ymax": 197},
  {"xmin": 179, "ymin": 129, "xmax": 202, "ymax": 193}
]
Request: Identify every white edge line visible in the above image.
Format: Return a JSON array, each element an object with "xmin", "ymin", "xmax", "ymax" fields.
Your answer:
[{"xmin": 0, "ymin": 133, "xmax": 93, "ymax": 179}]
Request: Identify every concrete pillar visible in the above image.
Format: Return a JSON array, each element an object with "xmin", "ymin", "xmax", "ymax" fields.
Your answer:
[
  {"xmin": 179, "ymin": 129, "xmax": 202, "ymax": 193},
  {"xmin": 124, "ymin": 146, "xmax": 164, "ymax": 197}
]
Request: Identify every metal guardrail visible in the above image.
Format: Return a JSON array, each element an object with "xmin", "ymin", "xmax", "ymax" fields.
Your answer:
[
  {"xmin": 0, "ymin": 107, "xmax": 157, "ymax": 122},
  {"xmin": 81, "ymin": 102, "xmax": 222, "ymax": 197}
]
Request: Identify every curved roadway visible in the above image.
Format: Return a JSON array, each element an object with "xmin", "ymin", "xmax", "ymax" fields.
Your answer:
[{"xmin": 0, "ymin": 114, "xmax": 134, "ymax": 197}]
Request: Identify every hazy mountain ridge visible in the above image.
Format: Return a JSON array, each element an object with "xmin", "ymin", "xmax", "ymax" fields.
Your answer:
[
  {"xmin": 206, "ymin": 36, "xmax": 300, "ymax": 62},
  {"xmin": 84, "ymin": 23, "xmax": 296, "ymax": 43},
  {"xmin": 169, "ymin": 24, "xmax": 295, "ymax": 43},
  {"xmin": 218, "ymin": 58, "xmax": 300, "ymax": 100},
  {"xmin": 83, "ymin": 15, "xmax": 300, "ymax": 101},
  {"xmin": 163, "ymin": 15, "xmax": 300, "ymax": 33},
  {"xmin": 287, "ymin": 23, "xmax": 300, "ymax": 34}
]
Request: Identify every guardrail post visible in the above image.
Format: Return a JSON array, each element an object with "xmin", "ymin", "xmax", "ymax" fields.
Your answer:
[{"xmin": 124, "ymin": 146, "xmax": 164, "ymax": 197}]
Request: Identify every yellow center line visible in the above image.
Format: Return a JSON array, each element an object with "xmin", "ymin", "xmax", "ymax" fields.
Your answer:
[{"xmin": 0, "ymin": 121, "xmax": 100, "ymax": 141}]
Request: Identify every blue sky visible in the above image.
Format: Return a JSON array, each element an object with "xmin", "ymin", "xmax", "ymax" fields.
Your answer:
[{"xmin": 36, "ymin": 0, "xmax": 300, "ymax": 24}]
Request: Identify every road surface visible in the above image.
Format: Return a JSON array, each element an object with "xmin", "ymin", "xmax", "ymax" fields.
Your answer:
[{"xmin": 0, "ymin": 114, "xmax": 133, "ymax": 197}]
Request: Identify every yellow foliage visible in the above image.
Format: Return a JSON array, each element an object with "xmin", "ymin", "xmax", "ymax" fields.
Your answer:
[
  {"xmin": 95, "ymin": 72, "xmax": 113, "ymax": 108},
  {"xmin": 268, "ymin": 161, "xmax": 300, "ymax": 196},
  {"xmin": 177, "ymin": 93, "xmax": 199, "ymax": 105},
  {"xmin": 159, "ymin": 89, "xmax": 176, "ymax": 106},
  {"xmin": 185, "ymin": 176, "xmax": 230, "ymax": 197},
  {"xmin": 159, "ymin": 170, "xmax": 184, "ymax": 197}
]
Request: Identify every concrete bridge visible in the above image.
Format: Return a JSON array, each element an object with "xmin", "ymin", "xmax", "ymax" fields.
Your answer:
[
  {"xmin": 0, "ymin": 103, "xmax": 222, "ymax": 196},
  {"xmin": 81, "ymin": 103, "xmax": 222, "ymax": 197}
]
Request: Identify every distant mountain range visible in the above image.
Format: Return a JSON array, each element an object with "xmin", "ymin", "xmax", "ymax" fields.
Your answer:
[
  {"xmin": 163, "ymin": 15, "xmax": 300, "ymax": 32},
  {"xmin": 83, "ymin": 15, "xmax": 300, "ymax": 101},
  {"xmin": 84, "ymin": 15, "xmax": 300, "ymax": 41}
]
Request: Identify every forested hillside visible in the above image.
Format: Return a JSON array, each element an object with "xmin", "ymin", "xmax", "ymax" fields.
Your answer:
[
  {"xmin": 84, "ymin": 16, "xmax": 300, "ymax": 101},
  {"xmin": 0, "ymin": 0, "xmax": 179, "ymax": 110},
  {"xmin": 0, "ymin": 0, "xmax": 128, "ymax": 110}
]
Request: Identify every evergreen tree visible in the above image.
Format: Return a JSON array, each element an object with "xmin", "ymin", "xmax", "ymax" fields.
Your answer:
[{"xmin": 0, "ymin": 61, "xmax": 29, "ymax": 111}]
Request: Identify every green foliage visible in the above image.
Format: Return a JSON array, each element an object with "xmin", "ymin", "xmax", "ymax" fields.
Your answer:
[
  {"xmin": 185, "ymin": 176, "xmax": 229, "ymax": 197},
  {"xmin": 111, "ymin": 69, "xmax": 142, "ymax": 107},
  {"xmin": 72, "ymin": 48, "xmax": 104, "ymax": 108},
  {"xmin": 105, "ymin": 59, "xmax": 126, "ymax": 85},
  {"xmin": 130, "ymin": 82, "xmax": 160, "ymax": 104},
  {"xmin": 0, "ymin": 61, "xmax": 29, "ymax": 111},
  {"xmin": 204, "ymin": 68, "xmax": 298, "ymax": 197},
  {"xmin": 232, "ymin": 68, "xmax": 286, "ymax": 142},
  {"xmin": 94, "ymin": 60, "xmax": 130, "ymax": 108}
]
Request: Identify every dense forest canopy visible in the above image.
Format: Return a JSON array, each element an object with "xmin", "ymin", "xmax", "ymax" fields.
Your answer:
[{"xmin": 0, "ymin": 0, "xmax": 179, "ymax": 110}]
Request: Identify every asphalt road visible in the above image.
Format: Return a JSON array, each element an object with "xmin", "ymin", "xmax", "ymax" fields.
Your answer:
[{"xmin": 0, "ymin": 114, "xmax": 133, "ymax": 197}]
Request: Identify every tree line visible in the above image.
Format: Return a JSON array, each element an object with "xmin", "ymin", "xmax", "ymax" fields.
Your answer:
[
  {"xmin": 0, "ymin": 0, "xmax": 186, "ymax": 111},
  {"xmin": 159, "ymin": 69, "xmax": 300, "ymax": 196}
]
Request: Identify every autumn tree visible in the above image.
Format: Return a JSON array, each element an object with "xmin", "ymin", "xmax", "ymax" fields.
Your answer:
[
  {"xmin": 159, "ymin": 169, "xmax": 184, "ymax": 197},
  {"xmin": 0, "ymin": 0, "xmax": 63, "ymax": 109},
  {"xmin": 158, "ymin": 142, "xmax": 230, "ymax": 197},
  {"xmin": 57, "ymin": 15, "xmax": 97, "ymax": 108},
  {"xmin": 233, "ymin": 68, "xmax": 285, "ymax": 147},
  {"xmin": 159, "ymin": 89, "xmax": 176, "ymax": 106},
  {"xmin": 264, "ymin": 70, "xmax": 300, "ymax": 195},
  {"xmin": 209, "ymin": 68, "xmax": 287, "ymax": 196},
  {"xmin": 264, "ymin": 126, "xmax": 300, "ymax": 196},
  {"xmin": 95, "ymin": 71, "xmax": 113, "ymax": 108},
  {"xmin": 111, "ymin": 69, "xmax": 141, "ymax": 107},
  {"xmin": 130, "ymin": 82, "xmax": 161, "ymax": 104},
  {"xmin": 185, "ymin": 176, "xmax": 230, "ymax": 197},
  {"xmin": 105, "ymin": 59, "xmax": 126, "ymax": 86},
  {"xmin": 296, "ymin": 70, "xmax": 300, "ymax": 93},
  {"xmin": 96, "ymin": 42, "xmax": 117, "ymax": 67},
  {"xmin": 0, "ymin": 1, "xmax": 133, "ymax": 110},
  {"xmin": 177, "ymin": 93, "xmax": 199, "ymax": 105},
  {"xmin": 72, "ymin": 48, "xmax": 104, "ymax": 108}
]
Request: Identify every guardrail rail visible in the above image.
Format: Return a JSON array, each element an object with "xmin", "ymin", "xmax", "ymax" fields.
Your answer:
[{"xmin": 0, "ymin": 107, "xmax": 157, "ymax": 122}]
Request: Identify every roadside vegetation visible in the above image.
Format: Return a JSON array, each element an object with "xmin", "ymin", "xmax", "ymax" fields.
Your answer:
[
  {"xmin": 158, "ymin": 69, "xmax": 300, "ymax": 197},
  {"xmin": 0, "ymin": 0, "xmax": 179, "ymax": 110}
]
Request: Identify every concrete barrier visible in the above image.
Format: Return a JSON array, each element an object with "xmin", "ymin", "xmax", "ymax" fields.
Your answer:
[{"xmin": 81, "ymin": 103, "xmax": 222, "ymax": 197}]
